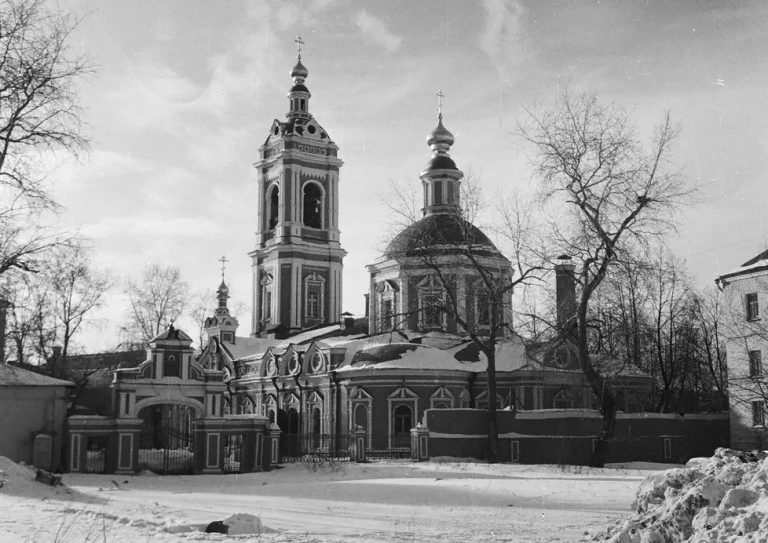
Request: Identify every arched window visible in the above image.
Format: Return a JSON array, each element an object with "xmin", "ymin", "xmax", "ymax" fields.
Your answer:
[
  {"xmin": 287, "ymin": 407, "xmax": 300, "ymax": 434},
  {"xmin": 393, "ymin": 405, "xmax": 412, "ymax": 447},
  {"xmin": 354, "ymin": 404, "xmax": 368, "ymax": 430},
  {"xmin": 477, "ymin": 291, "xmax": 491, "ymax": 325},
  {"xmin": 303, "ymin": 182, "xmax": 323, "ymax": 228},
  {"xmin": 268, "ymin": 184, "xmax": 279, "ymax": 230}
]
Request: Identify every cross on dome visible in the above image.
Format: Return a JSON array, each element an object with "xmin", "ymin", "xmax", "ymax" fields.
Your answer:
[
  {"xmin": 436, "ymin": 90, "xmax": 445, "ymax": 119},
  {"xmin": 219, "ymin": 255, "xmax": 228, "ymax": 279},
  {"xmin": 294, "ymin": 35, "xmax": 305, "ymax": 59}
]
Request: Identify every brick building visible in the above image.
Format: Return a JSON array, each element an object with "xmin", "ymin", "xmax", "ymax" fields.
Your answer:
[{"xmin": 716, "ymin": 250, "xmax": 768, "ymax": 449}]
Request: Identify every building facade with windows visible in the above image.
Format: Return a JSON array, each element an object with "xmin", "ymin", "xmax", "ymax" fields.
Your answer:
[
  {"xmin": 716, "ymin": 250, "xmax": 768, "ymax": 449},
  {"xmin": 249, "ymin": 49, "xmax": 346, "ymax": 337},
  {"xmin": 192, "ymin": 47, "xmax": 653, "ymax": 459}
]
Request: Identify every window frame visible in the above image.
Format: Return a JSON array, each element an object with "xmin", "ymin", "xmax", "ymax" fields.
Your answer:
[
  {"xmin": 752, "ymin": 400, "xmax": 765, "ymax": 427},
  {"xmin": 749, "ymin": 350, "xmax": 763, "ymax": 379},
  {"xmin": 304, "ymin": 272, "xmax": 325, "ymax": 321},
  {"xmin": 747, "ymin": 292, "xmax": 760, "ymax": 321},
  {"xmin": 301, "ymin": 181, "xmax": 325, "ymax": 229}
]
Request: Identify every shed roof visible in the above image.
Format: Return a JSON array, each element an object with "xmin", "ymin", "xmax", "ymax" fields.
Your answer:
[{"xmin": 0, "ymin": 364, "xmax": 73, "ymax": 387}]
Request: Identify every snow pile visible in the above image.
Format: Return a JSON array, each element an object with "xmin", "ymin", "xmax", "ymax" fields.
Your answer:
[
  {"xmin": 0, "ymin": 456, "xmax": 70, "ymax": 499},
  {"xmin": 594, "ymin": 448, "xmax": 768, "ymax": 542},
  {"xmin": 222, "ymin": 513, "xmax": 266, "ymax": 535}
]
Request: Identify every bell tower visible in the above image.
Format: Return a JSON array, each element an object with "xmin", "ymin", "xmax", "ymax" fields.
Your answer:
[{"xmin": 250, "ymin": 37, "xmax": 346, "ymax": 336}]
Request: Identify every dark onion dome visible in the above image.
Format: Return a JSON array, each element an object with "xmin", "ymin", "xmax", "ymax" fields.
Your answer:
[
  {"xmin": 290, "ymin": 84, "xmax": 310, "ymax": 93},
  {"xmin": 427, "ymin": 117, "xmax": 454, "ymax": 147},
  {"xmin": 290, "ymin": 59, "xmax": 308, "ymax": 79},
  {"xmin": 217, "ymin": 280, "xmax": 229, "ymax": 295},
  {"xmin": 424, "ymin": 154, "xmax": 457, "ymax": 171},
  {"xmin": 386, "ymin": 214, "xmax": 504, "ymax": 259}
]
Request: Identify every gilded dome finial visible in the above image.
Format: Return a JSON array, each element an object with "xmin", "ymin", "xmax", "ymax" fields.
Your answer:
[
  {"xmin": 427, "ymin": 90, "xmax": 454, "ymax": 151},
  {"xmin": 290, "ymin": 35, "xmax": 308, "ymax": 81}
]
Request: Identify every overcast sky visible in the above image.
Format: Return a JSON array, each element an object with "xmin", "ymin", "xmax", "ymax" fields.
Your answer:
[{"xmin": 47, "ymin": 0, "xmax": 768, "ymax": 351}]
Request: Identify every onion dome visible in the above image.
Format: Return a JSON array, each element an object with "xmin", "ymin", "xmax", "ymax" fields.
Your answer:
[
  {"xmin": 217, "ymin": 280, "xmax": 229, "ymax": 296},
  {"xmin": 424, "ymin": 113, "xmax": 458, "ymax": 172},
  {"xmin": 290, "ymin": 59, "xmax": 308, "ymax": 81},
  {"xmin": 427, "ymin": 115, "xmax": 455, "ymax": 148}
]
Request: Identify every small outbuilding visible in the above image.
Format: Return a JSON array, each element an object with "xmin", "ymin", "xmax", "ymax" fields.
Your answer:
[{"xmin": 0, "ymin": 363, "xmax": 73, "ymax": 470}]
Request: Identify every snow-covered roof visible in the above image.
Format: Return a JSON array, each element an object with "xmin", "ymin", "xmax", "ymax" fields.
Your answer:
[
  {"xmin": 717, "ymin": 249, "xmax": 768, "ymax": 282},
  {"xmin": 335, "ymin": 337, "xmax": 528, "ymax": 373},
  {"xmin": 224, "ymin": 337, "xmax": 283, "ymax": 362},
  {"xmin": 0, "ymin": 364, "xmax": 74, "ymax": 387}
]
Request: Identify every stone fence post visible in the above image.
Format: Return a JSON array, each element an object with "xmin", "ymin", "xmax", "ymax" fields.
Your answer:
[
  {"xmin": 266, "ymin": 423, "xmax": 281, "ymax": 469},
  {"xmin": 411, "ymin": 423, "xmax": 429, "ymax": 461},
  {"xmin": 352, "ymin": 425, "xmax": 367, "ymax": 462}
]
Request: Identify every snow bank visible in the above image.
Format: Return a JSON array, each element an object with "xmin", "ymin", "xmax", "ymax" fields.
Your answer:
[
  {"xmin": 0, "ymin": 456, "xmax": 74, "ymax": 499},
  {"xmin": 593, "ymin": 448, "xmax": 768, "ymax": 542}
]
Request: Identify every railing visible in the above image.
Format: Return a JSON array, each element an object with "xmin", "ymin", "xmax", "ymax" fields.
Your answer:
[{"xmin": 279, "ymin": 433, "xmax": 413, "ymax": 463}]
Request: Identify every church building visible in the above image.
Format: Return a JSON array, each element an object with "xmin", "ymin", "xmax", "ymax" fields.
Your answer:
[{"xmin": 195, "ymin": 41, "xmax": 653, "ymax": 458}]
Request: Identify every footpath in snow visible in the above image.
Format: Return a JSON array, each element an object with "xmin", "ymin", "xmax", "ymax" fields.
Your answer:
[{"xmin": 1, "ymin": 455, "xmax": 677, "ymax": 542}]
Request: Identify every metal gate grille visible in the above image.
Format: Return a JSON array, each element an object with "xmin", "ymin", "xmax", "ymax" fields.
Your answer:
[{"xmin": 138, "ymin": 404, "xmax": 195, "ymax": 474}]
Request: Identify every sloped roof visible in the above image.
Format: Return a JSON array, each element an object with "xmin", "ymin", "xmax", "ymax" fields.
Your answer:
[
  {"xmin": 335, "ymin": 337, "xmax": 528, "ymax": 373},
  {"xmin": 716, "ymin": 248, "xmax": 768, "ymax": 282},
  {"xmin": 0, "ymin": 364, "xmax": 73, "ymax": 387},
  {"xmin": 149, "ymin": 325, "xmax": 193, "ymax": 343},
  {"xmin": 67, "ymin": 350, "xmax": 145, "ymax": 372}
]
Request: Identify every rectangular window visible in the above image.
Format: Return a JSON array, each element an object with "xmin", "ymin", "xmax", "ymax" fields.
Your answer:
[
  {"xmin": 750, "ymin": 350, "xmax": 762, "ymax": 378},
  {"xmin": 422, "ymin": 293, "xmax": 442, "ymax": 329},
  {"xmin": 433, "ymin": 181, "xmax": 443, "ymax": 205},
  {"xmin": 263, "ymin": 289, "xmax": 272, "ymax": 320},
  {"xmin": 747, "ymin": 293, "xmax": 759, "ymax": 321},
  {"xmin": 307, "ymin": 290, "xmax": 319, "ymax": 318},
  {"xmin": 663, "ymin": 437, "xmax": 672, "ymax": 460},
  {"xmin": 382, "ymin": 299, "xmax": 393, "ymax": 330},
  {"xmin": 477, "ymin": 293, "xmax": 490, "ymax": 325},
  {"xmin": 753, "ymin": 401, "xmax": 765, "ymax": 427},
  {"xmin": 446, "ymin": 181, "xmax": 454, "ymax": 204}
]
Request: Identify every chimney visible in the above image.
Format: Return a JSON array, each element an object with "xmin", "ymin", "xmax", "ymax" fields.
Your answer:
[
  {"xmin": 554, "ymin": 255, "xmax": 576, "ymax": 334},
  {"xmin": 340, "ymin": 312, "xmax": 355, "ymax": 335}
]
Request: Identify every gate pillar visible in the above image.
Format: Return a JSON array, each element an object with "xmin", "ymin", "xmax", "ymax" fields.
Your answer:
[
  {"xmin": 411, "ymin": 423, "xmax": 429, "ymax": 461},
  {"xmin": 353, "ymin": 425, "xmax": 367, "ymax": 462},
  {"xmin": 265, "ymin": 423, "xmax": 281, "ymax": 469}
]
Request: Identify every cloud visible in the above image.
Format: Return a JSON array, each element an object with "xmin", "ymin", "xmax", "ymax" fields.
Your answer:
[
  {"xmin": 353, "ymin": 11, "xmax": 403, "ymax": 53},
  {"xmin": 478, "ymin": 0, "xmax": 525, "ymax": 80}
]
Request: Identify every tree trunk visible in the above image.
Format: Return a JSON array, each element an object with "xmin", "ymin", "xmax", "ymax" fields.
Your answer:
[
  {"xmin": 590, "ymin": 391, "xmax": 618, "ymax": 467},
  {"xmin": 486, "ymin": 347, "xmax": 499, "ymax": 463},
  {"xmin": 577, "ymin": 292, "xmax": 618, "ymax": 467}
]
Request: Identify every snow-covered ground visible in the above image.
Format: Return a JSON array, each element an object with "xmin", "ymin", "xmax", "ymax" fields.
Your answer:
[{"xmin": 0, "ymin": 457, "xmax": 674, "ymax": 542}]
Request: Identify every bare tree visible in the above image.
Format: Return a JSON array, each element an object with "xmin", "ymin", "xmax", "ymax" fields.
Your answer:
[
  {"xmin": 44, "ymin": 242, "xmax": 110, "ymax": 377},
  {"xmin": 0, "ymin": 0, "xmax": 90, "ymax": 280},
  {"xmin": 124, "ymin": 264, "xmax": 188, "ymax": 343},
  {"xmin": 522, "ymin": 90, "xmax": 691, "ymax": 466},
  {"xmin": 5, "ymin": 270, "xmax": 51, "ymax": 364}
]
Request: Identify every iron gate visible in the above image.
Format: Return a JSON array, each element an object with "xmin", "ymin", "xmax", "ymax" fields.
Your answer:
[{"xmin": 138, "ymin": 404, "xmax": 195, "ymax": 474}]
